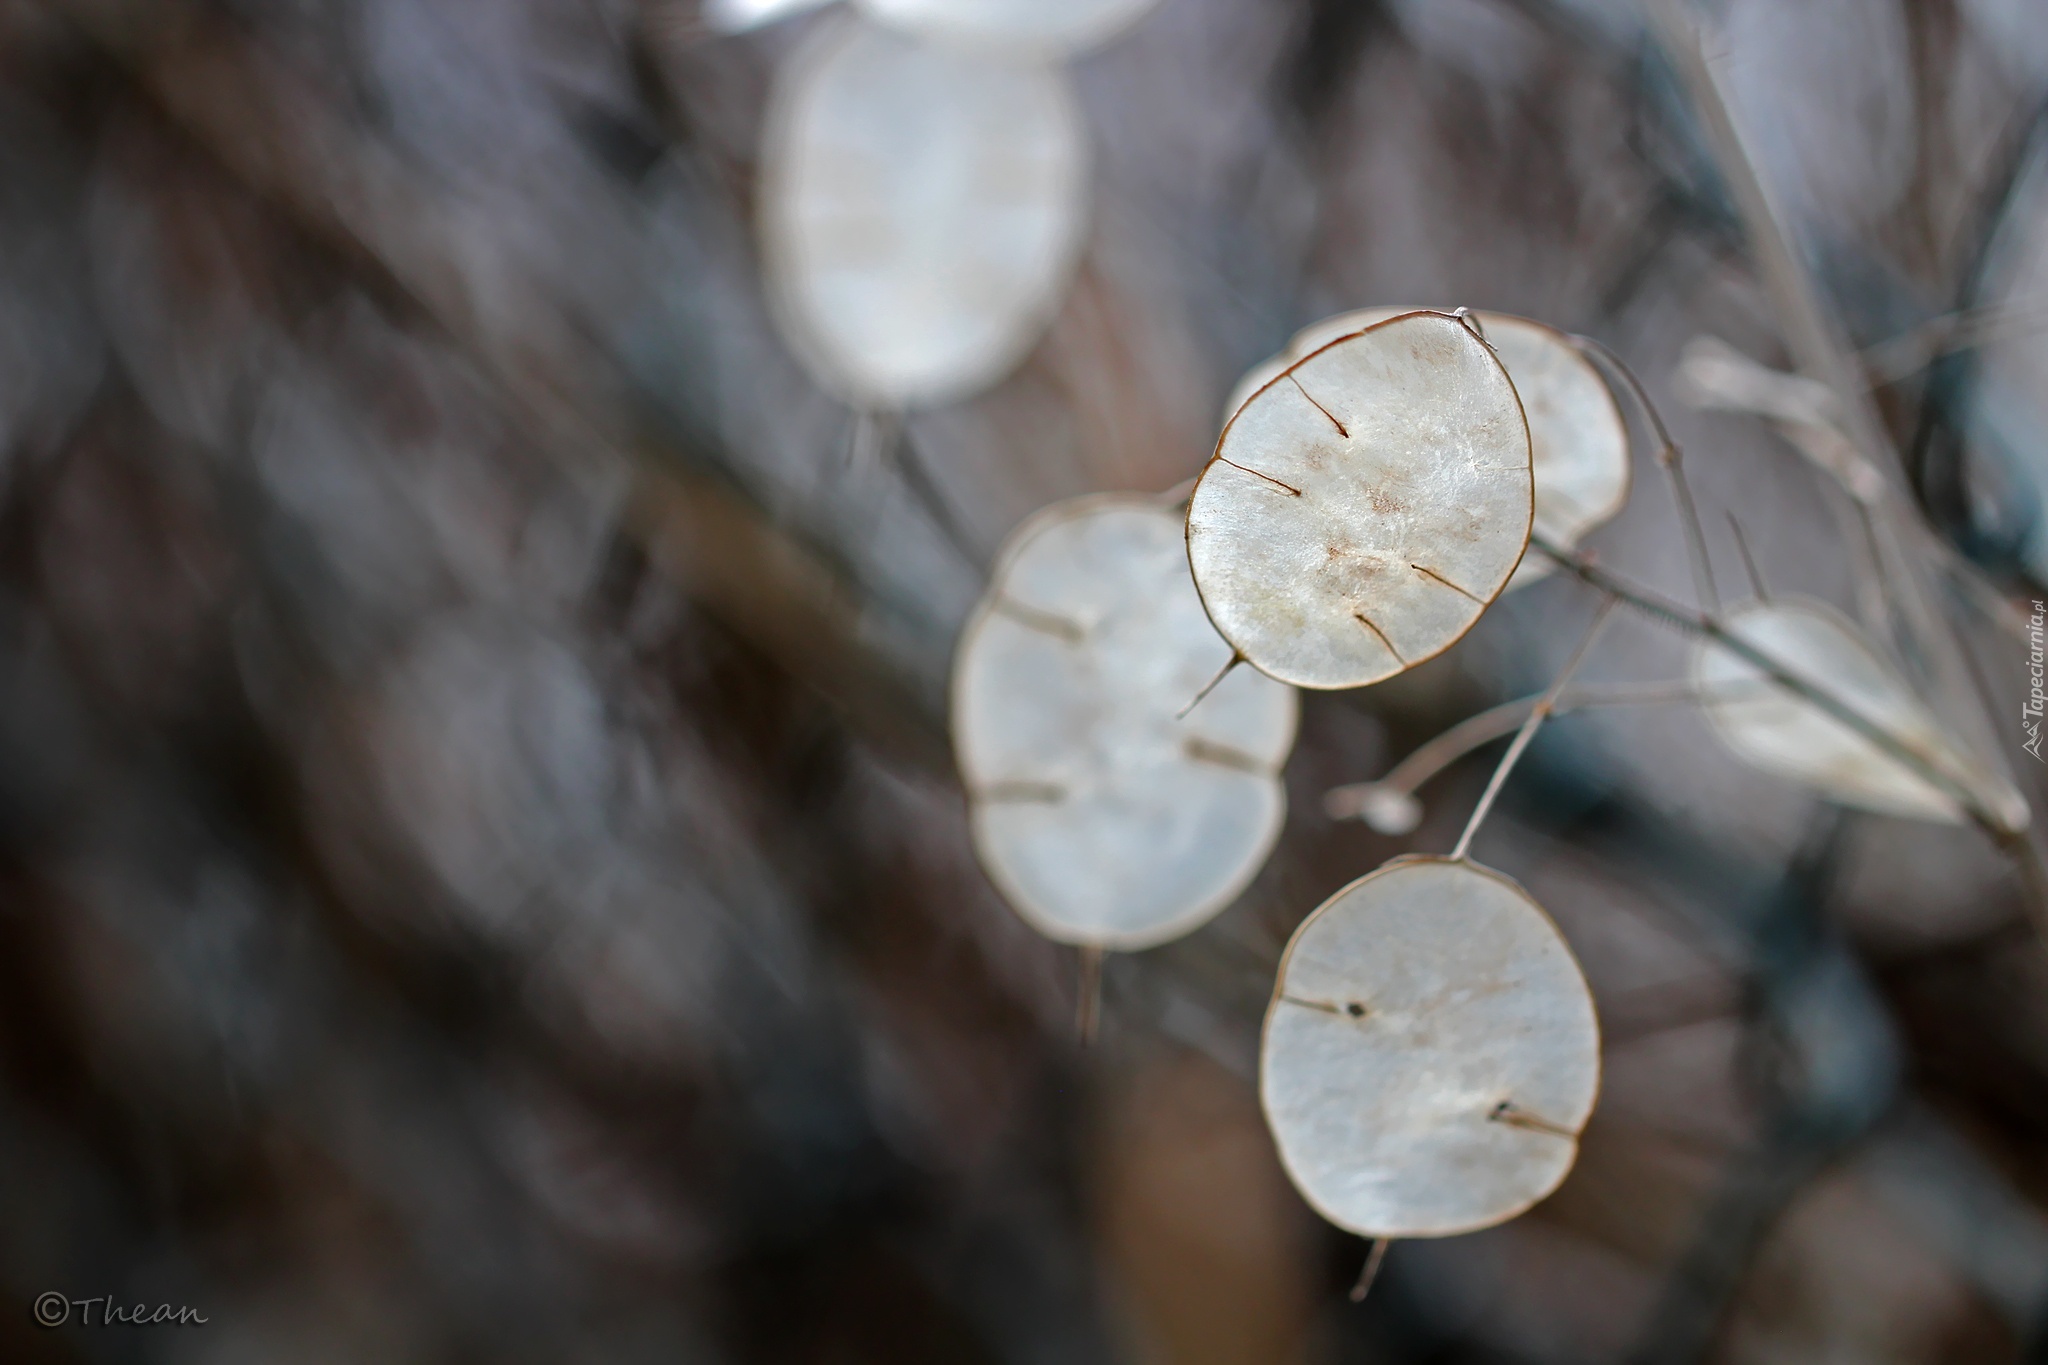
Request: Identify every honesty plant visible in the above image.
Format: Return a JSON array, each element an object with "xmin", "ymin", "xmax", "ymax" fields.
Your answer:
[
  {"xmin": 945, "ymin": 298, "xmax": 2031, "ymax": 1288},
  {"xmin": 731, "ymin": 0, "xmax": 2032, "ymax": 1304}
]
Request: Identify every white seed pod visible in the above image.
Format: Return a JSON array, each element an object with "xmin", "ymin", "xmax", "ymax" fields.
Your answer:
[
  {"xmin": 702, "ymin": 0, "xmax": 837, "ymax": 33},
  {"xmin": 1225, "ymin": 307, "xmax": 1628, "ymax": 588},
  {"xmin": 1262, "ymin": 857, "xmax": 1600, "ymax": 1239},
  {"xmin": 1189, "ymin": 311, "xmax": 1533, "ymax": 690},
  {"xmin": 856, "ymin": 0, "xmax": 1159, "ymax": 56},
  {"xmin": 952, "ymin": 495, "xmax": 1298, "ymax": 949},
  {"xmin": 759, "ymin": 15, "xmax": 1088, "ymax": 407},
  {"xmin": 1692, "ymin": 597, "xmax": 2025, "ymax": 829}
]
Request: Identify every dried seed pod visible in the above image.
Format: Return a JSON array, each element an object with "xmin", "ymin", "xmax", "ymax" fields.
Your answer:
[
  {"xmin": 952, "ymin": 495, "xmax": 1298, "ymax": 949},
  {"xmin": 1189, "ymin": 311, "xmax": 1533, "ymax": 690},
  {"xmin": 1226, "ymin": 308, "xmax": 1628, "ymax": 588},
  {"xmin": 759, "ymin": 14, "xmax": 1088, "ymax": 407},
  {"xmin": 703, "ymin": 0, "xmax": 838, "ymax": 32},
  {"xmin": 856, "ymin": 0, "xmax": 1159, "ymax": 55},
  {"xmin": 1262, "ymin": 857, "xmax": 1600, "ymax": 1239},
  {"xmin": 1692, "ymin": 597, "xmax": 2024, "ymax": 828}
]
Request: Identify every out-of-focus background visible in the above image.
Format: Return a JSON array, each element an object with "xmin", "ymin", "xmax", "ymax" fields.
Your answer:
[{"xmin": 3, "ymin": 0, "xmax": 2048, "ymax": 1361}]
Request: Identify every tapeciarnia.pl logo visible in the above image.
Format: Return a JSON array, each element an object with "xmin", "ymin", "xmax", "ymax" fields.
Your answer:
[{"xmin": 2026, "ymin": 600, "xmax": 2046, "ymax": 762}]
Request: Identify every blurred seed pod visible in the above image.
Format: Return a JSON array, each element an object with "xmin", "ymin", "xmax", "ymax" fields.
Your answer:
[
  {"xmin": 855, "ymin": 0, "xmax": 1160, "ymax": 58},
  {"xmin": 702, "ymin": 0, "xmax": 840, "ymax": 35},
  {"xmin": 1691, "ymin": 597, "xmax": 2027, "ymax": 830},
  {"xmin": 951, "ymin": 494, "xmax": 1297, "ymax": 949},
  {"xmin": 759, "ymin": 13, "xmax": 1089, "ymax": 408}
]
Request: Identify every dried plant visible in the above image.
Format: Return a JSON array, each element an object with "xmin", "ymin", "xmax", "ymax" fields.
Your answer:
[{"xmin": 6, "ymin": 0, "xmax": 2048, "ymax": 1360}]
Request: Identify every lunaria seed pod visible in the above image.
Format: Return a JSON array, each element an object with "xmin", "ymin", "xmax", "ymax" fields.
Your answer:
[
  {"xmin": 1692, "ymin": 597, "xmax": 2026, "ymax": 830},
  {"xmin": 1261, "ymin": 856, "xmax": 1600, "ymax": 1239},
  {"xmin": 856, "ymin": 0, "xmax": 1160, "ymax": 57},
  {"xmin": 1188, "ymin": 311, "xmax": 1533, "ymax": 690},
  {"xmin": 701, "ymin": 0, "xmax": 836, "ymax": 33},
  {"xmin": 951, "ymin": 495, "xmax": 1298, "ymax": 949},
  {"xmin": 759, "ymin": 14, "xmax": 1088, "ymax": 408},
  {"xmin": 1226, "ymin": 307, "xmax": 1628, "ymax": 589}
]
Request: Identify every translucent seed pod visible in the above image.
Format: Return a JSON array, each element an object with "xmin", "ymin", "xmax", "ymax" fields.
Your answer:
[
  {"xmin": 1693, "ymin": 596, "xmax": 2026, "ymax": 829},
  {"xmin": 1225, "ymin": 307, "xmax": 1628, "ymax": 589},
  {"xmin": 856, "ymin": 0, "xmax": 1160, "ymax": 57},
  {"xmin": 1262, "ymin": 856, "xmax": 1600, "ymax": 1239},
  {"xmin": 953, "ymin": 495, "xmax": 1298, "ymax": 949},
  {"xmin": 759, "ymin": 14, "xmax": 1089, "ymax": 407},
  {"xmin": 1189, "ymin": 311, "xmax": 1533, "ymax": 690},
  {"xmin": 702, "ymin": 0, "xmax": 837, "ymax": 34}
]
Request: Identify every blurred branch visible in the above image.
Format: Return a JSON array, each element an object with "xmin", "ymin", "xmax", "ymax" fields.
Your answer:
[
  {"xmin": 1604, "ymin": 808, "xmax": 1897, "ymax": 1365},
  {"xmin": 1645, "ymin": 0, "xmax": 2020, "ymax": 795},
  {"xmin": 1324, "ymin": 680, "xmax": 1703, "ymax": 825},
  {"xmin": 1535, "ymin": 538, "xmax": 2025, "ymax": 840},
  {"xmin": 43, "ymin": 0, "xmax": 949, "ymax": 769}
]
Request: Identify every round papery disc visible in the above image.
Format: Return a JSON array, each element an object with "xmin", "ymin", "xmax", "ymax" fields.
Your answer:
[
  {"xmin": 856, "ymin": 0, "xmax": 1159, "ymax": 56},
  {"xmin": 1189, "ymin": 311, "xmax": 1533, "ymax": 690},
  {"xmin": 759, "ymin": 15, "xmax": 1088, "ymax": 407},
  {"xmin": 1261, "ymin": 857, "xmax": 1600, "ymax": 1239},
  {"xmin": 1691, "ymin": 597, "xmax": 2022, "ymax": 828},
  {"xmin": 952, "ymin": 495, "xmax": 1299, "ymax": 949},
  {"xmin": 1224, "ymin": 308, "xmax": 1627, "ymax": 590}
]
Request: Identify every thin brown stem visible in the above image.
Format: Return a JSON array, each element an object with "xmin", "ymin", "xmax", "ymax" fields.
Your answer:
[
  {"xmin": 1324, "ymin": 681, "xmax": 1705, "ymax": 820},
  {"xmin": 1076, "ymin": 944, "xmax": 1103, "ymax": 1047},
  {"xmin": 1574, "ymin": 334, "xmax": 1720, "ymax": 615},
  {"xmin": 1349, "ymin": 1237, "xmax": 1391, "ymax": 1303},
  {"xmin": 1450, "ymin": 597, "xmax": 1619, "ymax": 861},
  {"xmin": 1177, "ymin": 652, "xmax": 1243, "ymax": 720},
  {"xmin": 1726, "ymin": 513, "xmax": 1768, "ymax": 601},
  {"xmin": 1531, "ymin": 537, "xmax": 2015, "ymax": 836}
]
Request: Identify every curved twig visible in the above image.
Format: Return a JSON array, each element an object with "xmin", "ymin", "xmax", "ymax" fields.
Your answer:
[
  {"xmin": 1574, "ymin": 334, "xmax": 1720, "ymax": 615},
  {"xmin": 1451, "ymin": 597, "xmax": 1619, "ymax": 860},
  {"xmin": 1533, "ymin": 537, "xmax": 2022, "ymax": 840},
  {"xmin": 1325, "ymin": 681, "xmax": 1704, "ymax": 821}
]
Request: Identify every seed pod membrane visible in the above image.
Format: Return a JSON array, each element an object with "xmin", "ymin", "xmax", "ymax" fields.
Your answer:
[
  {"xmin": 857, "ymin": 0, "xmax": 1159, "ymax": 56},
  {"xmin": 1262, "ymin": 857, "xmax": 1600, "ymax": 1239},
  {"xmin": 953, "ymin": 495, "xmax": 1298, "ymax": 949},
  {"xmin": 1189, "ymin": 311, "xmax": 1533, "ymax": 690},
  {"xmin": 1693, "ymin": 598, "xmax": 2023, "ymax": 828},
  {"xmin": 702, "ymin": 0, "xmax": 836, "ymax": 33},
  {"xmin": 760, "ymin": 15, "xmax": 1088, "ymax": 407},
  {"xmin": 1225, "ymin": 308, "xmax": 1628, "ymax": 588}
]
